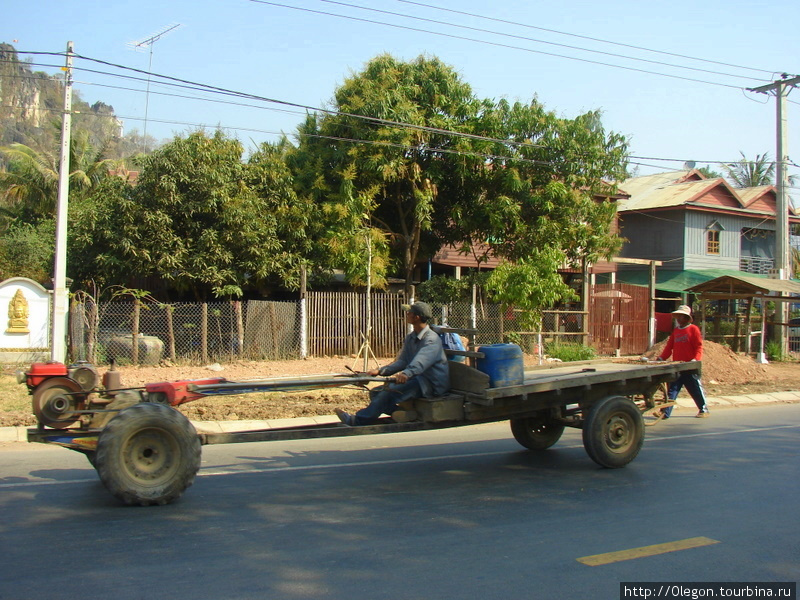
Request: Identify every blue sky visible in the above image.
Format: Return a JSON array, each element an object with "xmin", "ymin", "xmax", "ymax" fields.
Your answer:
[{"xmin": 5, "ymin": 0, "xmax": 800, "ymax": 181}]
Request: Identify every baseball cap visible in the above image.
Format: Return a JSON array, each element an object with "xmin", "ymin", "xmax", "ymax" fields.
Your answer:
[{"xmin": 401, "ymin": 302, "xmax": 433, "ymax": 321}]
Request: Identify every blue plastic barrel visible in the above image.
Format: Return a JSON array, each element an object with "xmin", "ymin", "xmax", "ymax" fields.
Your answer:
[{"xmin": 476, "ymin": 343, "xmax": 524, "ymax": 388}]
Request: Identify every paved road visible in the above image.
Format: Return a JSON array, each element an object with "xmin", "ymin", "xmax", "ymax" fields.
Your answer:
[{"xmin": 1, "ymin": 404, "xmax": 798, "ymax": 600}]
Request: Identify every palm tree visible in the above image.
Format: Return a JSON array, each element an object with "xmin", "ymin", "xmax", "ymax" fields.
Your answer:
[
  {"xmin": 0, "ymin": 130, "xmax": 118, "ymax": 221},
  {"xmin": 723, "ymin": 152, "xmax": 775, "ymax": 188}
]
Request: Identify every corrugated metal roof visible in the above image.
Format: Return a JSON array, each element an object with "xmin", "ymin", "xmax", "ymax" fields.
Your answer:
[
  {"xmin": 737, "ymin": 185, "xmax": 774, "ymax": 206},
  {"xmin": 618, "ymin": 170, "xmax": 753, "ymax": 212},
  {"xmin": 617, "ymin": 268, "xmax": 756, "ymax": 293},
  {"xmin": 619, "ymin": 269, "xmax": 800, "ymax": 295},
  {"xmin": 617, "ymin": 170, "xmax": 694, "ymax": 198},
  {"xmin": 687, "ymin": 274, "xmax": 800, "ymax": 296},
  {"xmin": 618, "ymin": 178, "xmax": 733, "ymax": 211}
]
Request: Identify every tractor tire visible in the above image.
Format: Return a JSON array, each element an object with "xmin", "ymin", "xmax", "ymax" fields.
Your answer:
[
  {"xmin": 510, "ymin": 414, "xmax": 565, "ymax": 450},
  {"xmin": 582, "ymin": 395, "xmax": 644, "ymax": 468},
  {"xmin": 95, "ymin": 403, "xmax": 201, "ymax": 506}
]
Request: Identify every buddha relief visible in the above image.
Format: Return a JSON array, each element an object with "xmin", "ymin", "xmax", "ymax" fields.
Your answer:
[{"xmin": 7, "ymin": 289, "xmax": 30, "ymax": 333}]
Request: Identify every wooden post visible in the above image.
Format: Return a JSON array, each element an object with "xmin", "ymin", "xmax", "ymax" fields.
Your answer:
[
  {"xmin": 299, "ymin": 265, "xmax": 307, "ymax": 359},
  {"xmin": 582, "ymin": 259, "xmax": 590, "ymax": 348},
  {"xmin": 744, "ymin": 298, "xmax": 754, "ymax": 355},
  {"xmin": 268, "ymin": 302, "xmax": 278, "ymax": 357},
  {"xmin": 132, "ymin": 300, "xmax": 140, "ymax": 365},
  {"xmin": 700, "ymin": 298, "xmax": 707, "ymax": 339},
  {"xmin": 165, "ymin": 304, "xmax": 176, "ymax": 362},
  {"xmin": 234, "ymin": 301, "xmax": 244, "ymax": 357},
  {"xmin": 648, "ymin": 260, "xmax": 657, "ymax": 348},
  {"xmin": 733, "ymin": 313, "xmax": 742, "ymax": 353},
  {"xmin": 88, "ymin": 299, "xmax": 98, "ymax": 364}
]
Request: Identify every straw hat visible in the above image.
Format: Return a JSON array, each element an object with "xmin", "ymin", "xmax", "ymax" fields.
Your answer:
[{"xmin": 671, "ymin": 305, "xmax": 693, "ymax": 321}]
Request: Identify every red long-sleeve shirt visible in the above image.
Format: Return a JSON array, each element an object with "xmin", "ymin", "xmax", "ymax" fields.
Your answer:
[{"xmin": 659, "ymin": 324, "xmax": 704, "ymax": 362}]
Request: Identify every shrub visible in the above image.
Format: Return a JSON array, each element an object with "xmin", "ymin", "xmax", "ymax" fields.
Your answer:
[
  {"xmin": 765, "ymin": 340, "xmax": 784, "ymax": 362},
  {"xmin": 545, "ymin": 341, "xmax": 596, "ymax": 362}
]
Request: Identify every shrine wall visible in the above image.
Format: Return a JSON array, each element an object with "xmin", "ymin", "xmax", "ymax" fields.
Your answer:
[{"xmin": 0, "ymin": 277, "xmax": 50, "ymax": 363}]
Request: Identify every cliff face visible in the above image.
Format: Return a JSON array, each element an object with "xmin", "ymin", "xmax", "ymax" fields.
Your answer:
[
  {"xmin": 0, "ymin": 43, "xmax": 125, "ymax": 151},
  {"xmin": 0, "ymin": 43, "xmax": 49, "ymax": 128}
]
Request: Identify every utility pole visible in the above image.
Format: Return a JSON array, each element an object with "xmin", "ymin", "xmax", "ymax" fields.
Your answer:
[
  {"xmin": 51, "ymin": 41, "xmax": 74, "ymax": 362},
  {"xmin": 748, "ymin": 74, "xmax": 800, "ymax": 354}
]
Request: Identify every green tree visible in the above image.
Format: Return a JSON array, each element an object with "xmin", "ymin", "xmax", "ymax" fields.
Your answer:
[
  {"xmin": 438, "ymin": 100, "xmax": 627, "ymax": 301},
  {"xmin": 0, "ymin": 219, "xmax": 55, "ymax": 282},
  {"xmin": 698, "ymin": 166, "xmax": 723, "ymax": 179},
  {"xmin": 289, "ymin": 54, "xmax": 478, "ymax": 294},
  {"xmin": 70, "ymin": 131, "xmax": 317, "ymax": 298},
  {"xmin": 0, "ymin": 129, "xmax": 117, "ymax": 221},
  {"xmin": 290, "ymin": 54, "xmax": 629, "ymax": 319}
]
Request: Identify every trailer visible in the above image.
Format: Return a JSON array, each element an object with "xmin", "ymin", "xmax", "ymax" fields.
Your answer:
[{"xmin": 20, "ymin": 354, "xmax": 697, "ymax": 506}]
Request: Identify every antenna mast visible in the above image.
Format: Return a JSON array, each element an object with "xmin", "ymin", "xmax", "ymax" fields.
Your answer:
[{"xmin": 128, "ymin": 23, "xmax": 182, "ymax": 152}]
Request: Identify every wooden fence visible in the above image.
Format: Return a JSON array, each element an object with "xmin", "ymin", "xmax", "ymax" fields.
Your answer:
[
  {"xmin": 69, "ymin": 287, "xmax": 654, "ymax": 365},
  {"xmin": 305, "ymin": 292, "xmax": 406, "ymax": 358}
]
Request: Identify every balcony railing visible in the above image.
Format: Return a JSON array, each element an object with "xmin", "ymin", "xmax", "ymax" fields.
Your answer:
[{"xmin": 739, "ymin": 256, "xmax": 774, "ymax": 275}]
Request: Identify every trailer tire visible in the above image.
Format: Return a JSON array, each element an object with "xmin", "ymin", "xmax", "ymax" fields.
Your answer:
[
  {"xmin": 95, "ymin": 403, "xmax": 201, "ymax": 506},
  {"xmin": 582, "ymin": 395, "xmax": 644, "ymax": 468},
  {"xmin": 510, "ymin": 415, "xmax": 565, "ymax": 450}
]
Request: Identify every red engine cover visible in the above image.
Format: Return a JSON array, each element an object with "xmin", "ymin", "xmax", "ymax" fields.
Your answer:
[{"xmin": 26, "ymin": 362, "xmax": 69, "ymax": 388}]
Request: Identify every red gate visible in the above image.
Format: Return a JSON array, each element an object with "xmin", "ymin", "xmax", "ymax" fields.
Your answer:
[{"xmin": 589, "ymin": 283, "xmax": 649, "ymax": 355}]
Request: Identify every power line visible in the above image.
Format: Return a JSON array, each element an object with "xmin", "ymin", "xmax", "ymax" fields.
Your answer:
[
  {"xmin": 247, "ymin": 0, "xmax": 749, "ymax": 90},
  {"xmin": 74, "ymin": 80, "xmax": 309, "ymax": 118},
  {"xmin": 68, "ymin": 53, "xmax": 578, "ymax": 152},
  {"xmin": 391, "ymin": 0, "xmax": 780, "ymax": 76},
  {"xmin": 10, "ymin": 99, "xmax": 789, "ymax": 176},
  {"xmin": 299, "ymin": 0, "xmax": 770, "ymax": 83},
  {"xmin": 4, "ymin": 51, "xmax": 797, "ymax": 172},
  {"xmin": 0, "ymin": 102, "xmax": 583, "ymax": 169}
]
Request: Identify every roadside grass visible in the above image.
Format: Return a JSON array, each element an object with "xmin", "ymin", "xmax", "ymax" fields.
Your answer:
[{"xmin": 0, "ymin": 373, "xmax": 31, "ymax": 413}]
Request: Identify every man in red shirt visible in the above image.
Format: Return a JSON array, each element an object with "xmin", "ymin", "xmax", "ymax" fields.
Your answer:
[{"xmin": 657, "ymin": 305, "xmax": 709, "ymax": 418}]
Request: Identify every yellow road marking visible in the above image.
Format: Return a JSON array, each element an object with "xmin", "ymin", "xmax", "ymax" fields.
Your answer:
[{"xmin": 577, "ymin": 537, "xmax": 720, "ymax": 566}]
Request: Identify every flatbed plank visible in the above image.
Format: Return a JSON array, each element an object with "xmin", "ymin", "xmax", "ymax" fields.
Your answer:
[{"xmin": 484, "ymin": 361, "xmax": 699, "ymax": 400}]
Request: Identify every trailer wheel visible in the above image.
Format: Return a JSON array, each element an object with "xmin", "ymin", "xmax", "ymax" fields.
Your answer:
[
  {"xmin": 95, "ymin": 403, "xmax": 201, "ymax": 506},
  {"xmin": 582, "ymin": 395, "xmax": 644, "ymax": 468},
  {"xmin": 510, "ymin": 414, "xmax": 565, "ymax": 450}
]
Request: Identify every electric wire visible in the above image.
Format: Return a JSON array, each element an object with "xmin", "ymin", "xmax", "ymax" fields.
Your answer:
[
  {"xmin": 67, "ymin": 53, "xmax": 592, "ymax": 152},
  {"xmin": 3, "ymin": 52, "xmax": 797, "ymax": 173},
  {"xmin": 0, "ymin": 103, "xmax": 577, "ymax": 169},
  {"xmin": 301, "ymin": 0, "xmax": 771, "ymax": 83},
  {"xmin": 391, "ymin": 0, "xmax": 779, "ymax": 76},
  {"xmin": 247, "ymin": 0, "xmax": 748, "ymax": 90}
]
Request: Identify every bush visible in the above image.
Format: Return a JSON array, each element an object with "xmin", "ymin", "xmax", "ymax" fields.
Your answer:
[
  {"xmin": 765, "ymin": 340, "xmax": 784, "ymax": 362},
  {"xmin": 545, "ymin": 341, "xmax": 596, "ymax": 362}
]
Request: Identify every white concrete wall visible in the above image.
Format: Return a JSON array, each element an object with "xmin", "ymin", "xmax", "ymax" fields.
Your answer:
[{"xmin": 0, "ymin": 277, "xmax": 50, "ymax": 351}]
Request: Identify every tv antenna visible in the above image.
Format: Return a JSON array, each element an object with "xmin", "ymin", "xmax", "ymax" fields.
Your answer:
[{"xmin": 128, "ymin": 23, "xmax": 182, "ymax": 152}]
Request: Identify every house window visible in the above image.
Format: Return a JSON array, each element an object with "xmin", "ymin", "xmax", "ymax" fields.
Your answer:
[{"xmin": 707, "ymin": 230, "xmax": 720, "ymax": 254}]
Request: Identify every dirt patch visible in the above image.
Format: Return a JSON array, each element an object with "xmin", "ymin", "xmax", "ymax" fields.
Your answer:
[{"xmin": 3, "ymin": 346, "xmax": 799, "ymax": 427}]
